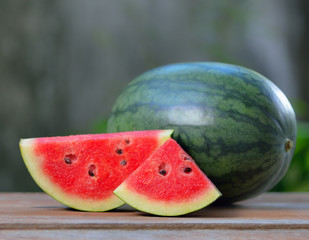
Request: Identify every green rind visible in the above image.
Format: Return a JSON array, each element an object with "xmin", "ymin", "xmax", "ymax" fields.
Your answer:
[
  {"xmin": 107, "ymin": 62, "xmax": 297, "ymax": 203},
  {"xmin": 114, "ymin": 182, "xmax": 221, "ymax": 216}
]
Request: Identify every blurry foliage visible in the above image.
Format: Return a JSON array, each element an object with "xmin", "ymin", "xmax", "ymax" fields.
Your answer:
[{"xmin": 92, "ymin": 119, "xmax": 108, "ymax": 134}]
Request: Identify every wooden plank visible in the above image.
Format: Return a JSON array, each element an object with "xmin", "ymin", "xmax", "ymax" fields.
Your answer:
[
  {"xmin": 0, "ymin": 192, "xmax": 308, "ymax": 231},
  {"xmin": 1, "ymin": 229, "xmax": 309, "ymax": 240}
]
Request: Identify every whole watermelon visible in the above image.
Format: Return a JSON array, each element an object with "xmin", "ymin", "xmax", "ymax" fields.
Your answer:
[{"xmin": 107, "ymin": 62, "xmax": 297, "ymax": 203}]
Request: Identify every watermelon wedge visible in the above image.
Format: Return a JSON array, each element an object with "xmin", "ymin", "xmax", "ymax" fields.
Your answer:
[
  {"xmin": 19, "ymin": 130, "xmax": 173, "ymax": 211},
  {"xmin": 114, "ymin": 138, "xmax": 221, "ymax": 216}
]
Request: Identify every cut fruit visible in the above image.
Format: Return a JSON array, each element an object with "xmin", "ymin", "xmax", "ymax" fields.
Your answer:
[
  {"xmin": 19, "ymin": 130, "xmax": 173, "ymax": 211},
  {"xmin": 114, "ymin": 138, "xmax": 221, "ymax": 216}
]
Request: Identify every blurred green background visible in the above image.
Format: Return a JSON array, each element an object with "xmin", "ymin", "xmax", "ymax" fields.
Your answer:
[{"xmin": 0, "ymin": 0, "xmax": 308, "ymax": 192}]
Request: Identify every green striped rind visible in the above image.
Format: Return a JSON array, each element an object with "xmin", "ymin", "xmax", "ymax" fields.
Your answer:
[
  {"xmin": 107, "ymin": 62, "xmax": 297, "ymax": 203},
  {"xmin": 114, "ymin": 182, "xmax": 221, "ymax": 216}
]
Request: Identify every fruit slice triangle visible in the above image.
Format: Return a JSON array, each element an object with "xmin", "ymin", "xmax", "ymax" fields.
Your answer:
[
  {"xmin": 19, "ymin": 130, "xmax": 173, "ymax": 211},
  {"xmin": 113, "ymin": 138, "xmax": 221, "ymax": 216}
]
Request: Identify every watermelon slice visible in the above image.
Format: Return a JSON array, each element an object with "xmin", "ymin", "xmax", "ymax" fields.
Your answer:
[
  {"xmin": 19, "ymin": 130, "xmax": 173, "ymax": 211},
  {"xmin": 114, "ymin": 138, "xmax": 221, "ymax": 216}
]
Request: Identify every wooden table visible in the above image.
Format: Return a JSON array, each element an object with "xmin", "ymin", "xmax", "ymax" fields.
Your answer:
[{"xmin": 0, "ymin": 193, "xmax": 308, "ymax": 239}]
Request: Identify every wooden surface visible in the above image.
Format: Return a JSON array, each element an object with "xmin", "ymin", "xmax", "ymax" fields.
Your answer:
[{"xmin": 0, "ymin": 192, "xmax": 308, "ymax": 239}]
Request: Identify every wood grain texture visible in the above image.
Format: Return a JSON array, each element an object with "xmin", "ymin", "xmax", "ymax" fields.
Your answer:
[
  {"xmin": 0, "ymin": 193, "xmax": 308, "ymax": 239},
  {"xmin": 1, "ymin": 230, "xmax": 309, "ymax": 240}
]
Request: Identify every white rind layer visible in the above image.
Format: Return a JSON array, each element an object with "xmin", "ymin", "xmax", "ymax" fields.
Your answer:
[{"xmin": 114, "ymin": 181, "xmax": 221, "ymax": 216}]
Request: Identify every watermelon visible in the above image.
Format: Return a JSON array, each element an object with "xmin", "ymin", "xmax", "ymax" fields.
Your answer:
[
  {"xmin": 19, "ymin": 130, "xmax": 173, "ymax": 211},
  {"xmin": 107, "ymin": 62, "xmax": 297, "ymax": 203},
  {"xmin": 114, "ymin": 138, "xmax": 221, "ymax": 216}
]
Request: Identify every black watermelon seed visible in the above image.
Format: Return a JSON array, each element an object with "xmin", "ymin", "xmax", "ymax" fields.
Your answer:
[
  {"xmin": 88, "ymin": 164, "xmax": 96, "ymax": 177},
  {"xmin": 64, "ymin": 154, "xmax": 77, "ymax": 164},
  {"xmin": 159, "ymin": 169, "xmax": 167, "ymax": 176},
  {"xmin": 116, "ymin": 149, "xmax": 123, "ymax": 155},
  {"xmin": 64, "ymin": 157, "xmax": 72, "ymax": 164},
  {"xmin": 183, "ymin": 167, "xmax": 192, "ymax": 174},
  {"xmin": 120, "ymin": 160, "xmax": 127, "ymax": 166}
]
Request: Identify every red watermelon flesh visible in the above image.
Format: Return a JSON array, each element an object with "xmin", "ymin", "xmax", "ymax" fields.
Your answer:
[
  {"xmin": 19, "ymin": 130, "xmax": 173, "ymax": 211},
  {"xmin": 114, "ymin": 138, "xmax": 221, "ymax": 216}
]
